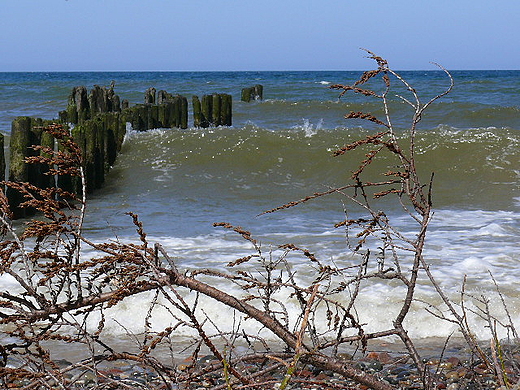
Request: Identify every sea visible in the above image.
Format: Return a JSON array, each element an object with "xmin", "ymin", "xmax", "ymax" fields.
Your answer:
[{"xmin": 0, "ymin": 70, "xmax": 519, "ymax": 346}]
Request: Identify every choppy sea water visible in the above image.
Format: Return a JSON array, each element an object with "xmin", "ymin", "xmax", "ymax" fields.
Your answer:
[{"xmin": 0, "ymin": 70, "xmax": 519, "ymax": 342}]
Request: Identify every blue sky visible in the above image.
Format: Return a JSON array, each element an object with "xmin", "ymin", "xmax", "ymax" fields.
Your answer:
[{"xmin": 1, "ymin": 0, "xmax": 518, "ymax": 71}]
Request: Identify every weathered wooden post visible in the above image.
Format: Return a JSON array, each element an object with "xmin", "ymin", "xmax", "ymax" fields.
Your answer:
[
  {"xmin": 8, "ymin": 117, "xmax": 32, "ymax": 183},
  {"xmin": 82, "ymin": 119, "xmax": 97, "ymax": 192},
  {"xmin": 7, "ymin": 117, "xmax": 40, "ymax": 218},
  {"xmin": 89, "ymin": 85, "xmax": 107, "ymax": 115},
  {"xmin": 195, "ymin": 94, "xmax": 231, "ymax": 127},
  {"xmin": 241, "ymin": 85, "xmax": 263, "ymax": 102},
  {"xmin": 158, "ymin": 90, "xmax": 174, "ymax": 105},
  {"xmin": 93, "ymin": 116, "xmax": 106, "ymax": 190},
  {"xmin": 129, "ymin": 105, "xmax": 146, "ymax": 131},
  {"xmin": 72, "ymin": 116, "xmax": 107, "ymax": 193},
  {"xmin": 149, "ymin": 104, "xmax": 159, "ymax": 129},
  {"xmin": 103, "ymin": 112, "xmax": 122, "ymax": 168},
  {"xmin": 180, "ymin": 95, "xmax": 188, "ymax": 129},
  {"xmin": 192, "ymin": 96, "xmax": 202, "ymax": 128},
  {"xmin": 63, "ymin": 86, "xmax": 90, "ymax": 124},
  {"xmin": 56, "ymin": 131, "xmax": 82, "ymax": 196},
  {"xmin": 107, "ymin": 87, "xmax": 121, "ymax": 113},
  {"xmin": 253, "ymin": 84, "xmax": 263, "ymax": 100},
  {"xmin": 32, "ymin": 118, "xmax": 55, "ymax": 190},
  {"xmin": 158, "ymin": 102, "xmax": 167, "ymax": 128},
  {"xmin": 212, "ymin": 94, "xmax": 222, "ymax": 126},
  {"xmin": 220, "ymin": 94, "xmax": 232, "ymax": 126},
  {"xmin": 201, "ymin": 95, "xmax": 212, "ymax": 128},
  {"xmin": 145, "ymin": 87, "xmax": 156, "ymax": 104},
  {"xmin": 173, "ymin": 98, "xmax": 181, "ymax": 128},
  {"xmin": 241, "ymin": 87, "xmax": 252, "ymax": 102}
]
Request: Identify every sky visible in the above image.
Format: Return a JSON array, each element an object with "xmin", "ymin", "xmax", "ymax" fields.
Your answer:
[{"xmin": 1, "ymin": 0, "xmax": 519, "ymax": 72}]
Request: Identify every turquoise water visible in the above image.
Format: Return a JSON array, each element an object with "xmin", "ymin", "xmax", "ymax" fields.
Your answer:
[{"xmin": 0, "ymin": 70, "xmax": 519, "ymax": 339}]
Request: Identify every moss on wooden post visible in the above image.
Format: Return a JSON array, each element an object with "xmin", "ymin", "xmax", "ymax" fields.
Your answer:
[
  {"xmin": 7, "ymin": 117, "xmax": 39, "ymax": 218},
  {"xmin": 33, "ymin": 118, "xmax": 55, "ymax": 190},
  {"xmin": 212, "ymin": 94, "xmax": 222, "ymax": 126},
  {"xmin": 220, "ymin": 94, "xmax": 232, "ymax": 126},
  {"xmin": 180, "ymin": 95, "xmax": 188, "ymax": 129},
  {"xmin": 79, "ymin": 121, "xmax": 95, "ymax": 193},
  {"xmin": 75, "ymin": 116, "xmax": 106, "ymax": 193},
  {"xmin": 9, "ymin": 117, "xmax": 32, "ymax": 183},
  {"xmin": 241, "ymin": 87, "xmax": 252, "ymax": 102},
  {"xmin": 64, "ymin": 124, "xmax": 87, "ymax": 195},
  {"xmin": 65, "ymin": 86, "xmax": 90, "ymax": 123},
  {"xmin": 65, "ymin": 104, "xmax": 79, "ymax": 124},
  {"xmin": 110, "ymin": 94, "xmax": 121, "ymax": 113},
  {"xmin": 192, "ymin": 96, "xmax": 202, "ymax": 128},
  {"xmin": 145, "ymin": 87, "xmax": 156, "ymax": 104},
  {"xmin": 158, "ymin": 103, "xmax": 167, "ymax": 128},
  {"xmin": 127, "ymin": 105, "xmax": 146, "ymax": 131},
  {"xmin": 56, "ymin": 132, "xmax": 81, "ymax": 196},
  {"xmin": 158, "ymin": 90, "xmax": 174, "ymax": 105},
  {"xmin": 241, "ymin": 85, "xmax": 263, "ymax": 102},
  {"xmin": 104, "ymin": 113, "xmax": 119, "ymax": 168},
  {"xmin": 196, "ymin": 94, "xmax": 232, "ymax": 127},
  {"xmin": 149, "ymin": 105, "xmax": 159, "ymax": 129},
  {"xmin": 201, "ymin": 95, "xmax": 212, "ymax": 128},
  {"xmin": 253, "ymin": 84, "xmax": 263, "ymax": 100}
]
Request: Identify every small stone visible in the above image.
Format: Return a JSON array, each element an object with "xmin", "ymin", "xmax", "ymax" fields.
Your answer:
[
  {"xmin": 378, "ymin": 351, "xmax": 392, "ymax": 364},
  {"xmin": 178, "ymin": 363, "xmax": 190, "ymax": 371},
  {"xmin": 197, "ymin": 355, "xmax": 218, "ymax": 366},
  {"xmin": 396, "ymin": 369, "xmax": 411, "ymax": 380},
  {"xmin": 384, "ymin": 375, "xmax": 399, "ymax": 385},
  {"xmin": 337, "ymin": 353, "xmax": 352, "ymax": 361},
  {"xmin": 80, "ymin": 371, "xmax": 97, "ymax": 384},
  {"xmin": 366, "ymin": 351, "xmax": 379, "ymax": 360},
  {"xmin": 447, "ymin": 357, "xmax": 460, "ymax": 366},
  {"xmin": 390, "ymin": 367, "xmax": 406, "ymax": 375},
  {"xmin": 456, "ymin": 367, "xmax": 468, "ymax": 378},
  {"xmin": 445, "ymin": 370, "xmax": 459, "ymax": 380},
  {"xmin": 366, "ymin": 360, "xmax": 384, "ymax": 372}
]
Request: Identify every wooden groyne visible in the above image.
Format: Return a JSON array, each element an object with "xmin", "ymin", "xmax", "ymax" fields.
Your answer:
[
  {"xmin": 4, "ymin": 84, "xmax": 262, "ymax": 218},
  {"xmin": 192, "ymin": 94, "xmax": 232, "ymax": 127},
  {"xmin": 241, "ymin": 85, "xmax": 263, "ymax": 102}
]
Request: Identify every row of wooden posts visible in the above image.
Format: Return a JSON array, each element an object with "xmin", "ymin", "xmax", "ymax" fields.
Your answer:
[{"xmin": 4, "ymin": 84, "xmax": 263, "ymax": 218}]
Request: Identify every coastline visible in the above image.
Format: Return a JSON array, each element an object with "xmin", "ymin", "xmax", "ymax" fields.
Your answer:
[{"xmin": 18, "ymin": 336, "xmax": 515, "ymax": 389}]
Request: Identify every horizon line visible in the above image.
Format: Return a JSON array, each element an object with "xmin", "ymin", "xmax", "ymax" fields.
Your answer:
[{"xmin": 1, "ymin": 68, "xmax": 519, "ymax": 73}]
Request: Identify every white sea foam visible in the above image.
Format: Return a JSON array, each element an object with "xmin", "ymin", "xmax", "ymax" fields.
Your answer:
[
  {"xmin": 475, "ymin": 222, "xmax": 509, "ymax": 236},
  {"xmin": 93, "ymin": 208, "xmax": 518, "ymax": 340},
  {"xmin": 291, "ymin": 118, "xmax": 324, "ymax": 137},
  {"xmin": 1, "ymin": 213, "xmax": 518, "ymax": 341},
  {"xmin": 79, "ymin": 271, "xmax": 519, "ymax": 342}
]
